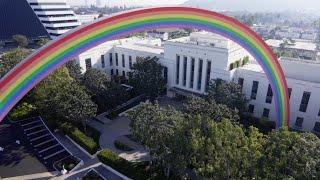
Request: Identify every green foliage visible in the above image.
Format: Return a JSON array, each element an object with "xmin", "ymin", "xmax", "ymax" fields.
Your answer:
[
  {"xmin": 260, "ymin": 130, "xmax": 320, "ymax": 179},
  {"xmin": 130, "ymin": 56, "xmax": 166, "ymax": 100},
  {"xmin": 36, "ymin": 38, "xmax": 49, "ymax": 47},
  {"xmin": 97, "ymin": 149, "xmax": 149, "ymax": 179},
  {"xmin": 60, "ymin": 122, "xmax": 98, "ymax": 154},
  {"xmin": 206, "ymin": 79, "xmax": 248, "ymax": 114},
  {"xmin": 81, "ymin": 68, "xmax": 110, "ymax": 95},
  {"xmin": 184, "ymin": 97, "xmax": 239, "ymax": 122},
  {"xmin": 66, "ymin": 60, "xmax": 83, "ymax": 81},
  {"xmin": 0, "ymin": 48, "xmax": 31, "ymax": 78},
  {"xmin": 128, "ymin": 102, "xmax": 186, "ymax": 177},
  {"xmin": 9, "ymin": 102, "xmax": 37, "ymax": 120},
  {"xmin": 33, "ymin": 67, "xmax": 97, "ymax": 130},
  {"xmin": 12, "ymin": 34, "xmax": 28, "ymax": 47},
  {"xmin": 229, "ymin": 62, "xmax": 234, "ymax": 70},
  {"xmin": 114, "ymin": 140, "xmax": 133, "ymax": 151}
]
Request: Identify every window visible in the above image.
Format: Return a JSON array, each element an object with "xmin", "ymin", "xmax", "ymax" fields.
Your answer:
[
  {"xmin": 197, "ymin": 59, "xmax": 203, "ymax": 90},
  {"xmin": 116, "ymin": 69, "xmax": 119, "ymax": 76},
  {"xmin": 318, "ymin": 109, "xmax": 320, "ymax": 116},
  {"xmin": 122, "ymin": 71, "xmax": 125, "ymax": 77},
  {"xmin": 262, "ymin": 108, "xmax": 270, "ymax": 118},
  {"xmin": 176, "ymin": 55, "xmax": 180, "ymax": 85},
  {"xmin": 295, "ymin": 117, "xmax": 304, "ymax": 128},
  {"xmin": 183, "ymin": 56, "xmax": 187, "ymax": 86},
  {"xmin": 266, "ymin": 84, "xmax": 273, "ymax": 104},
  {"xmin": 109, "ymin": 53, "xmax": 113, "ymax": 66},
  {"xmin": 129, "ymin": 56, "xmax": 132, "ymax": 69},
  {"xmin": 250, "ymin": 81, "xmax": 259, "ymax": 100},
  {"xmin": 314, "ymin": 122, "xmax": 320, "ymax": 133},
  {"xmin": 101, "ymin": 55, "xmax": 105, "ymax": 68},
  {"xmin": 85, "ymin": 58, "xmax": 92, "ymax": 70},
  {"xmin": 238, "ymin": 78, "xmax": 244, "ymax": 91},
  {"xmin": 164, "ymin": 67, "xmax": 168, "ymax": 84},
  {"xmin": 122, "ymin": 54, "xmax": 125, "ymax": 67},
  {"xmin": 115, "ymin": 53, "xmax": 118, "ymax": 66},
  {"xmin": 190, "ymin": 58, "xmax": 195, "ymax": 88},
  {"xmin": 205, "ymin": 61, "xmax": 212, "ymax": 91},
  {"xmin": 111, "ymin": 69, "xmax": 114, "ymax": 75},
  {"xmin": 288, "ymin": 88, "xmax": 292, "ymax": 99},
  {"xmin": 248, "ymin": 104, "xmax": 255, "ymax": 113},
  {"xmin": 299, "ymin": 91, "xmax": 311, "ymax": 112}
]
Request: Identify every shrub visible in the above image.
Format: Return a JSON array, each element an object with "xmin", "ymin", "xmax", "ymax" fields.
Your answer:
[
  {"xmin": 114, "ymin": 140, "xmax": 134, "ymax": 151},
  {"xmin": 9, "ymin": 102, "xmax": 37, "ymax": 121},
  {"xmin": 59, "ymin": 122, "xmax": 98, "ymax": 154},
  {"xmin": 229, "ymin": 63, "xmax": 234, "ymax": 70},
  {"xmin": 235, "ymin": 60, "xmax": 240, "ymax": 67},
  {"xmin": 97, "ymin": 149, "xmax": 149, "ymax": 179}
]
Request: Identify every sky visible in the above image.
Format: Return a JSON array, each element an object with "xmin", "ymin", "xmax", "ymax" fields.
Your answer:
[
  {"xmin": 67, "ymin": 0, "xmax": 320, "ymax": 13},
  {"xmin": 67, "ymin": 0, "xmax": 187, "ymax": 7}
]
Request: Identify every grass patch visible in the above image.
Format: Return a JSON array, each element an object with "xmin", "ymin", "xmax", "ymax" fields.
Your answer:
[
  {"xmin": 97, "ymin": 149, "xmax": 150, "ymax": 179},
  {"xmin": 114, "ymin": 140, "xmax": 133, "ymax": 151}
]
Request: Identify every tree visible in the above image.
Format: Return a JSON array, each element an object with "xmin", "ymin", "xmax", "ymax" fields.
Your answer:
[
  {"xmin": 206, "ymin": 79, "xmax": 248, "ymax": 114},
  {"xmin": 184, "ymin": 97, "xmax": 239, "ymax": 122},
  {"xmin": 12, "ymin": 34, "xmax": 28, "ymax": 47},
  {"xmin": 81, "ymin": 68, "xmax": 110, "ymax": 95},
  {"xmin": 54, "ymin": 83, "xmax": 97, "ymax": 133},
  {"xmin": 128, "ymin": 102, "xmax": 186, "ymax": 177},
  {"xmin": 66, "ymin": 60, "xmax": 83, "ymax": 81},
  {"xmin": 130, "ymin": 56, "xmax": 166, "ymax": 100},
  {"xmin": 0, "ymin": 48, "xmax": 31, "ymax": 78},
  {"xmin": 101, "ymin": 82, "xmax": 129, "ymax": 110},
  {"xmin": 180, "ymin": 117, "xmax": 265, "ymax": 179},
  {"xmin": 260, "ymin": 130, "xmax": 320, "ymax": 179},
  {"xmin": 36, "ymin": 38, "xmax": 50, "ymax": 47}
]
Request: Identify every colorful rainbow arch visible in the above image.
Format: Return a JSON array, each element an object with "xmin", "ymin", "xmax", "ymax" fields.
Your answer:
[{"xmin": 0, "ymin": 7, "xmax": 290, "ymax": 128}]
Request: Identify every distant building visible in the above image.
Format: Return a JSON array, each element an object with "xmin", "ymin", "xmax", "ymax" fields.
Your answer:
[
  {"xmin": 275, "ymin": 27, "xmax": 318, "ymax": 42},
  {"xmin": 266, "ymin": 39, "xmax": 319, "ymax": 60},
  {"xmin": 26, "ymin": 0, "xmax": 81, "ymax": 39},
  {"xmin": 76, "ymin": 14, "xmax": 100, "ymax": 25},
  {"xmin": 0, "ymin": 0, "xmax": 50, "ymax": 43},
  {"xmin": 75, "ymin": 31, "xmax": 320, "ymax": 134}
]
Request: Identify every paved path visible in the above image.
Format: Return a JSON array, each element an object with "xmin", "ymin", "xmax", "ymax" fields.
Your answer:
[
  {"xmin": 51, "ymin": 162, "xmax": 128, "ymax": 180},
  {"xmin": 95, "ymin": 115, "xmax": 150, "ymax": 162}
]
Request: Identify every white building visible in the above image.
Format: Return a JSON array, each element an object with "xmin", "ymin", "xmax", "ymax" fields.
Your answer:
[
  {"xmin": 26, "ymin": 0, "xmax": 81, "ymax": 39},
  {"xmin": 76, "ymin": 31, "xmax": 320, "ymax": 134}
]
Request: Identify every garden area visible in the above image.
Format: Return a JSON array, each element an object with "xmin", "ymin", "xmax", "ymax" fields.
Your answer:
[
  {"xmin": 54, "ymin": 156, "xmax": 80, "ymax": 172},
  {"xmin": 59, "ymin": 122, "xmax": 101, "ymax": 155}
]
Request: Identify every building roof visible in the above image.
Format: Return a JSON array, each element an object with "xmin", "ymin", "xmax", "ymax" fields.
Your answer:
[
  {"xmin": 116, "ymin": 44, "xmax": 164, "ymax": 55},
  {"xmin": 0, "ymin": 0, "xmax": 49, "ymax": 42},
  {"xmin": 265, "ymin": 39, "xmax": 317, "ymax": 51}
]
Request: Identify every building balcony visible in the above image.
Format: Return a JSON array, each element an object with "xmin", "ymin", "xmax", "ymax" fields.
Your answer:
[
  {"xmin": 35, "ymin": 11, "xmax": 75, "ymax": 16},
  {"xmin": 39, "ymin": 16, "xmax": 77, "ymax": 22},
  {"xmin": 43, "ymin": 22, "xmax": 81, "ymax": 28}
]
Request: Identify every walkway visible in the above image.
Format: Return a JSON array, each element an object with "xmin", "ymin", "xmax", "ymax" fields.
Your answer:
[
  {"xmin": 94, "ymin": 115, "xmax": 149, "ymax": 162},
  {"xmin": 51, "ymin": 162, "xmax": 128, "ymax": 180}
]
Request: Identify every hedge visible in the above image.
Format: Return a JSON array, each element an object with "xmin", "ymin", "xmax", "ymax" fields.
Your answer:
[
  {"xmin": 97, "ymin": 149, "xmax": 149, "ymax": 179},
  {"xmin": 114, "ymin": 140, "xmax": 133, "ymax": 151},
  {"xmin": 60, "ymin": 122, "xmax": 98, "ymax": 155}
]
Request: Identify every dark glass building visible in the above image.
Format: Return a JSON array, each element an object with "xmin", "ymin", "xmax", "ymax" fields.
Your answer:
[{"xmin": 0, "ymin": 0, "xmax": 49, "ymax": 42}]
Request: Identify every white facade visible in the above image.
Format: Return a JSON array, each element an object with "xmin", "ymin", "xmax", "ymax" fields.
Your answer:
[
  {"xmin": 76, "ymin": 31, "xmax": 320, "ymax": 134},
  {"xmin": 26, "ymin": 0, "xmax": 81, "ymax": 39}
]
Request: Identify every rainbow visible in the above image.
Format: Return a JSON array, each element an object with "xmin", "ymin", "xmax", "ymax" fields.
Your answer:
[{"xmin": 0, "ymin": 7, "xmax": 289, "ymax": 128}]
